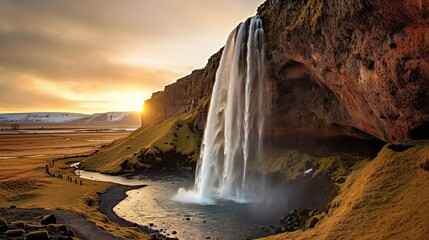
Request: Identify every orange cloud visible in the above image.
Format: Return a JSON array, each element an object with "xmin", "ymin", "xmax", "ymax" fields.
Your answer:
[{"xmin": 0, "ymin": 0, "xmax": 264, "ymax": 113}]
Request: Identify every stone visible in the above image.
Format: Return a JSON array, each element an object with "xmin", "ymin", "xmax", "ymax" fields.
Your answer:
[
  {"xmin": 6, "ymin": 229, "xmax": 25, "ymax": 237},
  {"xmin": 0, "ymin": 218, "xmax": 8, "ymax": 231},
  {"xmin": 305, "ymin": 217, "xmax": 320, "ymax": 229},
  {"xmin": 40, "ymin": 214, "xmax": 56, "ymax": 225},
  {"xmin": 25, "ymin": 230, "xmax": 49, "ymax": 240}
]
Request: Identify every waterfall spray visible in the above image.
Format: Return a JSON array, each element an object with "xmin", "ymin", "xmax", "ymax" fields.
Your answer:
[{"xmin": 175, "ymin": 15, "xmax": 266, "ymax": 204}]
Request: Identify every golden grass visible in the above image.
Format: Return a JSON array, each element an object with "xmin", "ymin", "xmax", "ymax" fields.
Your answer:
[
  {"xmin": 261, "ymin": 140, "xmax": 429, "ymax": 239},
  {"xmin": 82, "ymin": 112, "xmax": 200, "ymax": 174},
  {"xmin": 0, "ymin": 132, "xmax": 149, "ymax": 240}
]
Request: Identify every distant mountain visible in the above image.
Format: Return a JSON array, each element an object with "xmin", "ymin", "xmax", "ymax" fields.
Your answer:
[
  {"xmin": 0, "ymin": 112, "xmax": 87, "ymax": 123},
  {"xmin": 70, "ymin": 112, "xmax": 141, "ymax": 126},
  {"xmin": 0, "ymin": 112, "xmax": 141, "ymax": 126}
]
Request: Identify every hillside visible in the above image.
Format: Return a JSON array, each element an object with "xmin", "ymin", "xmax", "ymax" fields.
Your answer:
[
  {"xmin": 81, "ymin": 51, "xmax": 223, "ymax": 173},
  {"xmin": 261, "ymin": 140, "xmax": 429, "ymax": 239}
]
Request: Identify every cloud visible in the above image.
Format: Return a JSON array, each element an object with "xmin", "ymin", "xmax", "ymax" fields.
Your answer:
[
  {"xmin": 0, "ymin": 0, "xmax": 264, "ymax": 113},
  {"xmin": 0, "ymin": 72, "xmax": 76, "ymax": 113}
]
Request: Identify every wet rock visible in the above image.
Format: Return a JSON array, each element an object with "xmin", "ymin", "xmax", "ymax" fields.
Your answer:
[
  {"xmin": 40, "ymin": 214, "xmax": 56, "ymax": 225},
  {"xmin": 11, "ymin": 221, "xmax": 25, "ymax": 228},
  {"xmin": 6, "ymin": 229, "xmax": 25, "ymax": 237},
  {"xmin": 0, "ymin": 218, "xmax": 8, "ymax": 230},
  {"xmin": 25, "ymin": 230, "xmax": 49, "ymax": 240},
  {"xmin": 305, "ymin": 217, "xmax": 319, "ymax": 228}
]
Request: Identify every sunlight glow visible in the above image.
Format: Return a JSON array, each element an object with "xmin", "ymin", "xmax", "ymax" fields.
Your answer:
[{"xmin": 33, "ymin": 79, "xmax": 148, "ymax": 113}]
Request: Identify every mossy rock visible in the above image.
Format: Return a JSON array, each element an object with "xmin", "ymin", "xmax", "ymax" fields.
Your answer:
[
  {"xmin": 305, "ymin": 216, "xmax": 319, "ymax": 228},
  {"xmin": 5, "ymin": 229, "xmax": 25, "ymax": 237},
  {"xmin": 25, "ymin": 230, "xmax": 49, "ymax": 240},
  {"xmin": 40, "ymin": 214, "xmax": 56, "ymax": 225},
  {"xmin": 11, "ymin": 221, "xmax": 26, "ymax": 228},
  {"xmin": 0, "ymin": 218, "xmax": 8, "ymax": 231}
]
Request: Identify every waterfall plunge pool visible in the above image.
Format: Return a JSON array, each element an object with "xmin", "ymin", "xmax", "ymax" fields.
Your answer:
[{"xmin": 77, "ymin": 170, "xmax": 296, "ymax": 240}]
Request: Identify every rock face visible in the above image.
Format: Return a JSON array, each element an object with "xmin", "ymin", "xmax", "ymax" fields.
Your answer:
[
  {"xmin": 142, "ymin": 0, "xmax": 429, "ymax": 143},
  {"xmin": 142, "ymin": 50, "xmax": 222, "ymax": 133},
  {"xmin": 258, "ymin": 0, "xmax": 429, "ymax": 142}
]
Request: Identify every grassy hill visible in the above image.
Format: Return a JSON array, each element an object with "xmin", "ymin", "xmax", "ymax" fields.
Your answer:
[
  {"xmin": 261, "ymin": 140, "xmax": 429, "ymax": 239},
  {"xmin": 81, "ymin": 112, "xmax": 201, "ymax": 174}
]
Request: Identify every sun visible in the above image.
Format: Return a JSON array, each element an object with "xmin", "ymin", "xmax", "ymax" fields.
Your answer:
[{"xmin": 110, "ymin": 92, "xmax": 145, "ymax": 113}]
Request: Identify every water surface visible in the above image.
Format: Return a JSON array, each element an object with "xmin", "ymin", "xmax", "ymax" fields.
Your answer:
[{"xmin": 79, "ymin": 171, "xmax": 289, "ymax": 240}]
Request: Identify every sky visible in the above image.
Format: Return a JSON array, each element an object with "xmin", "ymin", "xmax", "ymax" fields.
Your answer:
[{"xmin": 0, "ymin": 0, "xmax": 264, "ymax": 114}]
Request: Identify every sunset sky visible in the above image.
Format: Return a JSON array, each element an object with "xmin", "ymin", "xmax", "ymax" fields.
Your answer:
[{"xmin": 0, "ymin": 0, "xmax": 263, "ymax": 114}]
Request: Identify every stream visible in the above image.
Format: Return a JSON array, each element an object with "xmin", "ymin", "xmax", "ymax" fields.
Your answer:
[{"xmin": 77, "ymin": 170, "xmax": 293, "ymax": 240}]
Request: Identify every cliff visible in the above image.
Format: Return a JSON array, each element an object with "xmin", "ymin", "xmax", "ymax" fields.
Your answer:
[
  {"xmin": 258, "ymin": 0, "xmax": 429, "ymax": 142},
  {"xmin": 142, "ymin": 50, "xmax": 223, "ymax": 133},
  {"xmin": 141, "ymin": 0, "xmax": 428, "ymax": 143},
  {"xmin": 82, "ymin": 0, "xmax": 429, "ymax": 172}
]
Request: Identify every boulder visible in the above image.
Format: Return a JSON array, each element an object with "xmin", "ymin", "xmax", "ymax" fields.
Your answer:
[{"xmin": 40, "ymin": 214, "xmax": 56, "ymax": 225}]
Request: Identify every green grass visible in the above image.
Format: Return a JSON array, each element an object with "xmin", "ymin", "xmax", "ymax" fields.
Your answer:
[
  {"xmin": 81, "ymin": 112, "xmax": 201, "ymax": 174},
  {"xmin": 252, "ymin": 148, "xmax": 370, "ymax": 184}
]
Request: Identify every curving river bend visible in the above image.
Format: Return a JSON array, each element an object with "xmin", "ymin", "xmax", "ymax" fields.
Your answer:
[{"xmin": 76, "ymin": 170, "xmax": 295, "ymax": 240}]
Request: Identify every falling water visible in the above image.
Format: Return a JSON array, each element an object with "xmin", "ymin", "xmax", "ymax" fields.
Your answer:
[{"xmin": 175, "ymin": 16, "xmax": 266, "ymax": 204}]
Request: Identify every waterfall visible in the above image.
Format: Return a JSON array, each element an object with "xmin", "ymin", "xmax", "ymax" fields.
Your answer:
[{"xmin": 175, "ymin": 16, "xmax": 266, "ymax": 204}]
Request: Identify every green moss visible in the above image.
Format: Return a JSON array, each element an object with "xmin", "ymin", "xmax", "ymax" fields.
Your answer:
[
  {"xmin": 262, "ymin": 149, "xmax": 316, "ymax": 180},
  {"xmin": 315, "ymin": 156, "xmax": 350, "ymax": 181},
  {"xmin": 286, "ymin": 0, "xmax": 324, "ymax": 34},
  {"xmin": 253, "ymin": 147, "xmax": 370, "ymax": 184}
]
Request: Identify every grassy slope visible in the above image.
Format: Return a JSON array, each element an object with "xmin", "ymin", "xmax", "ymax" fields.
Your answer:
[
  {"xmin": 81, "ymin": 113, "xmax": 200, "ymax": 174},
  {"xmin": 261, "ymin": 140, "xmax": 429, "ymax": 239},
  {"xmin": 0, "ymin": 133, "xmax": 149, "ymax": 239}
]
